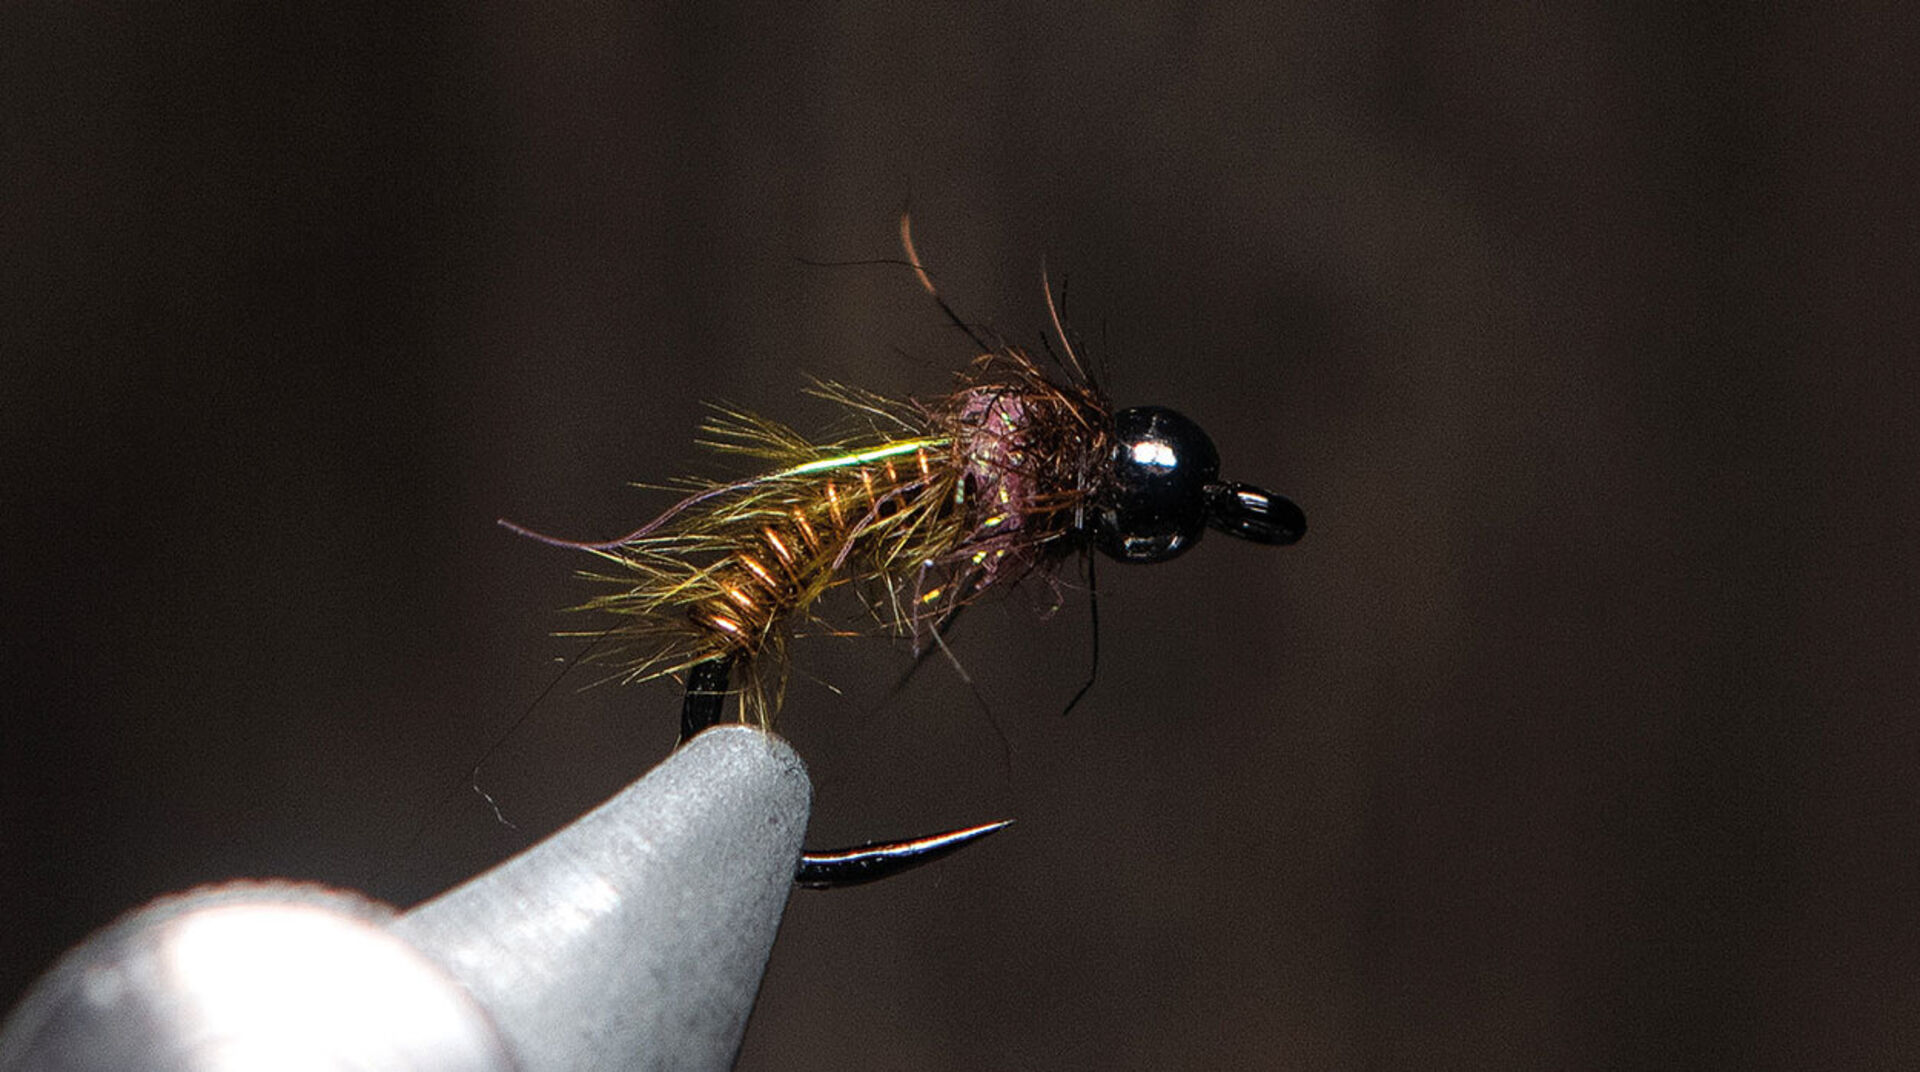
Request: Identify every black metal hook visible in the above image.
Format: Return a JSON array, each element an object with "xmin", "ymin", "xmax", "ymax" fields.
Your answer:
[
  {"xmin": 1205, "ymin": 481, "xmax": 1306, "ymax": 545},
  {"xmin": 678, "ymin": 655, "xmax": 1012, "ymax": 890},
  {"xmin": 794, "ymin": 820, "xmax": 1014, "ymax": 889}
]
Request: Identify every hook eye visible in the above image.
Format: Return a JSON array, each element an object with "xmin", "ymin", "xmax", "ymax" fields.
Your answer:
[{"xmin": 1205, "ymin": 482, "xmax": 1306, "ymax": 545}]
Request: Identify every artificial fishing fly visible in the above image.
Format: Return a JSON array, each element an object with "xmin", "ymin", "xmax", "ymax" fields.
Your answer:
[{"xmin": 504, "ymin": 217, "xmax": 1306, "ymax": 888}]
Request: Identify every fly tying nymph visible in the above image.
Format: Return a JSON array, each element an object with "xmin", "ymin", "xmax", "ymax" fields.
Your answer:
[{"xmin": 504, "ymin": 217, "xmax": 1306, "ymax": 887}]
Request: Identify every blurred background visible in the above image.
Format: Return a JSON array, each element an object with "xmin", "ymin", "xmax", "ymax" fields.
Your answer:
[{"xmin": 5, "ymin": 4, "xmax": 1916, "ymax": 1068}]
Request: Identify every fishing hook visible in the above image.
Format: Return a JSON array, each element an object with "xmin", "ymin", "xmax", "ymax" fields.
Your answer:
[{"xmin": 680, "ymin": 654, "xmax": 1012, "ymax": 890}]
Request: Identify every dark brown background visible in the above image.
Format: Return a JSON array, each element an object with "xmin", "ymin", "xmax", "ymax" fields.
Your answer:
[{"xmin": 6, "ymin": 5, "xmax": 1916, "ymax": 1069}]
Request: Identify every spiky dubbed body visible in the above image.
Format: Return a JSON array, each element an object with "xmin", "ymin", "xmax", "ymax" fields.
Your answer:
[{"xmin": 532, "ymin": 348, "xmax": 1114, "ymax": 727}]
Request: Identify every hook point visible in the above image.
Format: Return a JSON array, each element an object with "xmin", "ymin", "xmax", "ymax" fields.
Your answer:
[{"xmin": 795, "ymin": 819, "xmax": 1014, "ymax": 890}]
